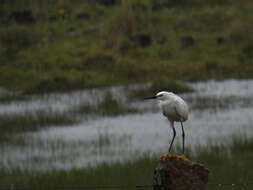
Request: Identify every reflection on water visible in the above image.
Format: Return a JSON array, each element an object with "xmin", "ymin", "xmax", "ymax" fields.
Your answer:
[
  {"xmin": 0, "ymin": 84, "xmax": 149, "ymax": 115},
  {"xmin": 1, "ymin": 80, "xmax": 253, "ymax": 170}
]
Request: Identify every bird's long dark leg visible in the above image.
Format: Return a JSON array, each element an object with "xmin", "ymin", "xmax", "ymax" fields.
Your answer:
[
  {"xmin": 180, "ymin": 121, "xmax": 185, "ymax": 154},
  {"xmin": 169, "ymin": 121, "xmax": 176, "ymax": 152}
]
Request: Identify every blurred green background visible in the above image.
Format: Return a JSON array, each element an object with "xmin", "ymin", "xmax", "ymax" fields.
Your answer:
[{"xmin": 1, "ymin": 0, "xmax": 253, "ymax": 93}]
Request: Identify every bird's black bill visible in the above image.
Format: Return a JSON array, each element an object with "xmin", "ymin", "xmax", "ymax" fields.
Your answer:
[{"xmin": 144, "ymin": 96, "xmax": 156, "ymax": 100}]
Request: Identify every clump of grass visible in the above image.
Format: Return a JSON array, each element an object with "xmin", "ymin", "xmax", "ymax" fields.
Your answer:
[
  {"xmin": 98, "ymin": 92, "xmax": 137, "ymax": 116},
  {"xmin": 190, "ymin": 137, "xmax": 253, "ymax": 188},
  {"xmin": 129, "ymin": 79, "xmax": 194, "ymax": 99},
  {"xmin": 78, "ymin": 92, "xmax": 138, "ymax": 116},
  {"xmin": 0, "ymin": 110, "xmax": 77, "ymax": 143},
  {"xmin": 230, "ymin": 135, "xmax": 253, "ymax": 155},
  {"xmin": 0, "ymin": 93, "xmax": 28, "ymax": 103},
  {"xmin": 0, "ymin": 156, "xmax": 156, "ymax": 189},
  {"xmin": 188, "ymin": 96, "xmax": 253, "ymax": 110},
  {"xmin": 0, "ymin": 24, "xmax": 42, "ymax": 56},
  {"xmin": 101, "ymin": 0, "xmax": 152, "ymax": 49}
]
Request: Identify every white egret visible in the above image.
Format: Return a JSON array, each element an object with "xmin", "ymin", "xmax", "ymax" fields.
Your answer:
[{"xmin": 144, "ymin": 91, "xmax": 189, "ymax": 154}]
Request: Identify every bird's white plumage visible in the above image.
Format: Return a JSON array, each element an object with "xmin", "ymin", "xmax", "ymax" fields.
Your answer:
[
  {"xmin": 144, "ymin": 91, "xmax": 189, "ymax": 153},
  {"xmin": 156, "ymin": 91, "xmax": 188, "ymax": 123}
]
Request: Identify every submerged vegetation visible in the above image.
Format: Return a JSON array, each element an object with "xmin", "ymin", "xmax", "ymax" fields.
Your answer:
[
  {"xmin": 0, "ymin": 91, "xmax": 138, "ymax": 143},
  {"xmin": 1, "ymin": 0, "xmax": 253, "ymax": 93},
  {"xmin": 0, "ymin": 93, "xmax": 28, "ymax": 103},
  {"xmin": 129, "ymin": 79, "xmax": 194, "ymax": 99},
  {"xmin": 0, "ymin": 110, "xmax": 76, "ymax": 142},
  {"xmin": 1, "ymin": 136, "xmax": 253, "ymax": 190},
  {"xmin": 77, "ymin": 92, "xmax": 138, "ymax": 116}
]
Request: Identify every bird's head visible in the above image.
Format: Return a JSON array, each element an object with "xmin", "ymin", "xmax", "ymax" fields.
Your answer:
[{"xmin": 144, "ymin": 91, "xmax": 171, "ymax": 101}]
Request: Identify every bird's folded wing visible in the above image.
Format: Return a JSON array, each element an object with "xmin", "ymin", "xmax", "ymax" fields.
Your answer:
[{"xmin": 175, "ymin": 100, "xmax": 188, "ymax": 121}]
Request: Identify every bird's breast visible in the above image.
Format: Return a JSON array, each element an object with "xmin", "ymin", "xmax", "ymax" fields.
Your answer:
[{"xmin": 160, "ymin": 100, "xmax": 188, "ymax": 122}]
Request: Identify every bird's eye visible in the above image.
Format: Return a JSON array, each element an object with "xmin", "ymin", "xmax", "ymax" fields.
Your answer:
[{"xmin": 156, "ymin": 94, "xmax": 163, "ymax": 97}]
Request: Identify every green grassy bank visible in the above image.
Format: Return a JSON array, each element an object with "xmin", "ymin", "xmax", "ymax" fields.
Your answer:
[
  {"xmin": 1, "ymin": 0, "xmax": 253, "ymax": 93},
  {"xmin": 1, "ymin": 136, "xmax": 253, "ymax": 190}
]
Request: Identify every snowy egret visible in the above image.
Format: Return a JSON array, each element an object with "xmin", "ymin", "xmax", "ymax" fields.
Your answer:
[{"xmin": 144, "ymin": 91, "xmax": 189, "ymax": 154}]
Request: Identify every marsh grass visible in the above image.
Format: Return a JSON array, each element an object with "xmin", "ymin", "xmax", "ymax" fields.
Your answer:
[
  {"xmin": 77, "ymin": 92, "xmax": 138, "ymax": 116},
  {"xmin": 129, "ymin": 79, "xmax": 194, "ymax": 99},
  {"xmin": 0, "ymin": 91, "xmax": 138, "ymax": 143},
  {"xmin": 1, "ymin": 136, "xmax": 253, "ymax": 189},
  {"xmin": 188, "ymin": 96, "xmax": 253, "ymax": 110},
  {"xmin": 1, "ymin": 1, "xmax": 253, "ymax": 93},
  {"xmin": 0, "ymin": 93, "xmax": 28, "ymax": 103},
  {"xmin": 0, "ymin": 110, "xmax": 76, "ymax": 143},
  {"xmin": 0, "ymin": 156, "xmax": 156, "ymax": 189},
  {"xmin": 192, "ymin": 138, "xmax": 253, "ymax": 190}
]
